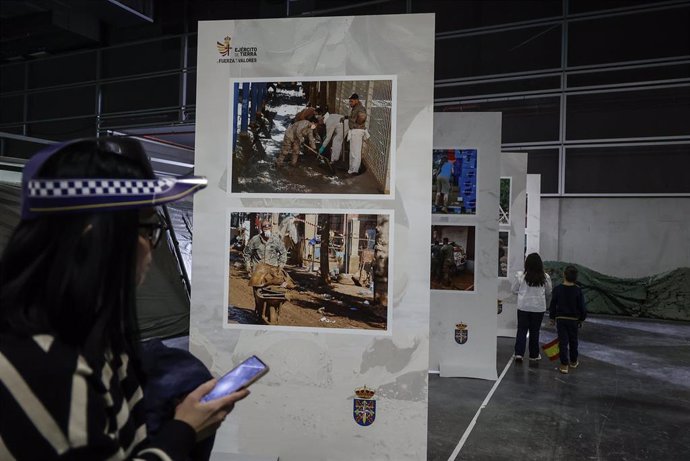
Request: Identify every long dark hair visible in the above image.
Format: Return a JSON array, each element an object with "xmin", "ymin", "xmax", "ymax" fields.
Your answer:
[
  {"xmin": 0, "ymin": 138, "xmax": 154, "ymax": 363},
  {"xmin": 523, "ymin": 252, "xmax": 546, "ymax": 287}
]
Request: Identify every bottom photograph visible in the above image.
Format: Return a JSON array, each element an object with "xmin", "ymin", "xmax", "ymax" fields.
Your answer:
[
  {"xmin": 430, "ymin": 225, "xmax": 476, "ymax": 291},
  {"xmin": 227, "ymin": 211, "xmax": 391, "ymax": 331}
]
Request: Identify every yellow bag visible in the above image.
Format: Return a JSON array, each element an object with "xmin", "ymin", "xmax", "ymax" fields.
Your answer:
[{"xmin": 541, "ymin": 337, "xmax": 560, "ymax": 361}]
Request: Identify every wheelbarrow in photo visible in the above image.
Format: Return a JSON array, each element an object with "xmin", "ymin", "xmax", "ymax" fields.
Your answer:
[{"xmin": 249, "ymin": 263, "xmax": 296, "ymax": 324}]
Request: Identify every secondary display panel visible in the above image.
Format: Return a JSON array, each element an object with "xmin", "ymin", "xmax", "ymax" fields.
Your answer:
[
  {"xmin": 497, "ymin": 153, "xmax": 528, "ymax": 338},
  {"xmin": 526, "ymin": 174, "xmax": 541, "ymax": 255},
  {"xmin": 429, "ymin": 113, "xmax": 501, "ymax": 381}
]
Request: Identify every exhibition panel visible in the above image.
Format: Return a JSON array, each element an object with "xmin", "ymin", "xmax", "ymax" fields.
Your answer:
[
  {"xmin": 526, "ymin": 174, "xmax": 541, "ymax": 256},
  {"xmin": 429, "ymin": 112, "xmax": 501, "ymax": 380},
  {"xmin": 191, "ymin": 14, "xmax": 434, "ymax": 461},
  {"xmin": 497, "ymin": 153, "xmax": 528, "ymax": 338}
]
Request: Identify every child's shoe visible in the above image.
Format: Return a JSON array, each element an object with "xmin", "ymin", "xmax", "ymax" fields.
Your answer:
[
  {"xmin": 570, "ymin": 361, "xmax": 579, "ymax": 369},
  {"xmin": 514, "ymin": 355, "xmax": 523, "ymax": 363},
  {"xmin": 559, "ymin": 364, "xmax": 569, "ymax": 374}
]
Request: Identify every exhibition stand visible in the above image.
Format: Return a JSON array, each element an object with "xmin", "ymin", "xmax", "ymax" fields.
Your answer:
[
  {"xmin": 497, "ymin": 153, "xmax": 528, "ymax": 338},
  {"xmin": 429, "ymin": 112, "xmax": 501, "ymax": 380},
  {"xmin": 526, "ymin": 174, "xmax": 541, "ymax": 255},
  {"xmin": 191, "ymin": 14, "xmax": 435, "ymax": 461}
]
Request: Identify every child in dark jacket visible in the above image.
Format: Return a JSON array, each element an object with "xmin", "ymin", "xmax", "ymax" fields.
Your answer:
[{"xmin": 549, "ymin": 266, "xmax": 587, "ymax": 374}]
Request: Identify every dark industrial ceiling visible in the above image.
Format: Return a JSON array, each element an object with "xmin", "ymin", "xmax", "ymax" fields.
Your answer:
[{"xmin": 0, "ymin": 0, "xmax": 305, "ymax": 63}]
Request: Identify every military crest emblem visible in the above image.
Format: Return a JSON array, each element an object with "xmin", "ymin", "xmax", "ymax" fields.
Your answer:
[
  {"xmin": 353, "ymin": 386, "xmax": 376, "ymax": 426},
  {"xmin": 216, "ymin": 36, "xmax": 232, "ymax": 56},
  {"xmin": 497, "ymin": 299, "xmax": 503, "ymax": 315},
  {"xmin": 455, "ymin": 322, "xmax": 468, "ymax": 344}
]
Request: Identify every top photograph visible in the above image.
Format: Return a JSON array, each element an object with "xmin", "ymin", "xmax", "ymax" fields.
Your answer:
[{"xmin": 229, "ymin": 77, "xmax": 395, "ymax": 197}]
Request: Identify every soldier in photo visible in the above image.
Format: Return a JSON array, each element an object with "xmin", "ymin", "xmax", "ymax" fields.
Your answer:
[
  {"xmin": 275, "ymin": 119, "xmax": 317, "ymax": 167},
  {"xmin": 434, "ymin": 156, "xmax": 454, "ymax": 213},
  {"xmin": 243, "ymin": 220, "xmax": 292, "ymax": 323},
  {"xmin": 243, "ymin": 220, "xmax": 288, "ymax": 274},
  {"xmin": 316, "ymin": 106, "xmax": 347, "ymax": 163},
  {"xmin": 431, "ymin": 240, "xmax": 443, "ymax": 282},
  {"xmin": 346, "ymin": 93, "xmax": 369, "ymax": 175},
  {"xmin": 441, "ymin": 237, "xmax": 455, "ymax": 286},
  {"xmin": 294, "ymin": 104, "xmax": 316, "ymax": 123}
]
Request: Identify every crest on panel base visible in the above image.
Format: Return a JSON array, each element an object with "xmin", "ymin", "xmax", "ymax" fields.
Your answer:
[
  {"xmin": 353, "ymin": 386, "xmax": 376, "ymax": 426},
  {"xmin": 455, "ymin": 322, "xmax": 468, "ymax": 344}
]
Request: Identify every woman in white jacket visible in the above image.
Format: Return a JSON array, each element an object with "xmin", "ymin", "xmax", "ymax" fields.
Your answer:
[{"xmin": 511, "ymin": 253, "xmax": 552, "ymax": 362}]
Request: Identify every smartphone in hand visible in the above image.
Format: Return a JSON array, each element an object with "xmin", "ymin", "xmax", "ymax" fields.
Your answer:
[{"xmin": 201, "ymin": 355, "xmax": 269, "ymax": 402}]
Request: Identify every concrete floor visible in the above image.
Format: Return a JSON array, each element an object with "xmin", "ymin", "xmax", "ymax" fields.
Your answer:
[
  {"xmin": 428, "ymin": 315, "xmax": 690, "ymax": 461},
  {"xmin": 163, "ymin": 315, "xmax": 690, "ymax": 460}
]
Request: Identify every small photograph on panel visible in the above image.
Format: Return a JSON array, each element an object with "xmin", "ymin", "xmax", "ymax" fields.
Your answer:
[
  {"xmin": 227, "ymin": 211, "xmax": 390, "ymax": 331},
  {"xmin": 498, "ymin": 231, "xmax": 509, "ymax": 278},
  {"xmin": 230, "ymin": 77, "xmax": 395, "ymax": 196},
  {"xmin": 430, "ymin": 225, "xmax": 475, "ymax": 291},
  {"xmin": 499, "ymin": 177, "xmax": 511, "ymax": 225},
  {"xmin": 432, "ymin": 149, "xmax": 477, "ymax": 214}
]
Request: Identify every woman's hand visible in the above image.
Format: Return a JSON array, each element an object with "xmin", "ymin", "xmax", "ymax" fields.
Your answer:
[{"xmin": 174, "ymin": 379, "xmax": 250, "ymax": 438}]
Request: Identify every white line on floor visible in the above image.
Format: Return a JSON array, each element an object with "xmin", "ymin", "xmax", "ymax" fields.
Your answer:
[{"xmin": 446, "ymin": 356, "xmax": 514, "ymax": 461}]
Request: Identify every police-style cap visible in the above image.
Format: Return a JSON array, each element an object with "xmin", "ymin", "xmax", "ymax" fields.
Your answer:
[
  {"xmin": 349, "ymin": 93, "xmax": 359, "ymax": 100},
  {"xmin": 21, "ymin": 137, "xmax": 207, "ymax": 220}
]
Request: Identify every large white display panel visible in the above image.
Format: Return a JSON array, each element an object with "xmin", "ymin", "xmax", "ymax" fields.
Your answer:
[
  {"xmin": 497, "ymin": 153, "xmax": 528, "ymax": 338},
  {"xmin": 191, "ymin": 15, "xmax": 435, "ymax": 460},
  {"xmin": 429, "ymin": 113, "xmax": 501, "ymax": 380}
]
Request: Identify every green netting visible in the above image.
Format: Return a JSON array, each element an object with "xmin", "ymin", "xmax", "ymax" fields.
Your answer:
[{"xmin": 545, "ymin": 261, "xmax": 690, "ymax": 322}]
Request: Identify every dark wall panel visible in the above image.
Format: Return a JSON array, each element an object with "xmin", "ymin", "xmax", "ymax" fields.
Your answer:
[
  {"xmin": 0, "ymin": 95, "xmax": 23, "ymax": 124},
  {"xmin": 28, "ymin": 117, "xmax": 96, "ymax": 141},
  {"xmin": 570, "ymin": 0, "xmax": 670, "ymax": 14},
  {"xmin": 565, "ymin": 144, "xmax": 690, "ymax": 193},
  {"xmin": 102, "ymin": 38, "xmax": 181, "ymax": 78},
  {"xmin": 186, "ymin": 72, "xmax": 196, "ymax": 105},
  {"xmin": 441, "ymin": 96, "xmax": 560, "ymax": 143},
  {"xmin": 1, "ymin": 138, "xmax": 44, "ymax": 159},
  {"xmin": 288, "ymin": 0, "xmax": 406, "ymax": 16},
  {"xmin": 28, "ymin": 52, "xmax": 97, "ymax": 89},
  {"xmin": 435, "ymin": 76, "xmax": 560, "ymax": 100},
  {"xmin": 567, "ymin": 86, "xmax": 690, "ymax": 140},
  {"xmin": 568, "ymin": 7, "xmax": 690, "ymax": 66},
  {"xmin": 435, "ymin": 25, "xmax": 561, "ymax": 80},
  {"xmin": 187, "ymin": 34, "xmax": 197, "ymax": 68},
  {"xmin": 527, "ymin": 149, "xmax": 559, "ymax": 194},
  {"xmin": 568, "ymin": 63, "xmax": 690, "ymax": 88},
  {"xmin": 415, "ymin": 0, "xmax": 562, "ymax": 33},
  {"xmin": 28, "ymin": 86, "xmax": 95, "ymax": 120},
  {"xmin": 0, "ymin": 63, "xmax": 25, "ymax": 93},
  {"xmin": 101, "ymin": 76, "xmax": 180, "ymax": 113}
]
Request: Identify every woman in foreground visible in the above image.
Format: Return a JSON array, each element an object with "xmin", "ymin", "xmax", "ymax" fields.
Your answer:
[{"xmin": 0, "ymin": 138, "xmax": 247, "ymax": 460}]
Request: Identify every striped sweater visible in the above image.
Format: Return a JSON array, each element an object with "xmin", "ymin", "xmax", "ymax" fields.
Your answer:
[{"xmin": 0, "ymin": 334, "xmax": 195, "ymax": 460}]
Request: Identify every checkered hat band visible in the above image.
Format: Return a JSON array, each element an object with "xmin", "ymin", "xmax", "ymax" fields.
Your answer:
[{"xmin": 27, "ymin": 178, "xmax": 174, "ymax": 198}]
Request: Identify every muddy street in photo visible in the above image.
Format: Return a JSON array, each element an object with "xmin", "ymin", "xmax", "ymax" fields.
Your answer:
[
  {"xmin": 231, "ymin": 82, "xmax": 389, "ymax": 195},
  {"xmin": 228, "ymin": 250, "xmax": 387, "ymax": 330}
]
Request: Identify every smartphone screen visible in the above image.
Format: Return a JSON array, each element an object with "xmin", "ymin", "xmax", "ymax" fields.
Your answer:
[{"xmin": 201, "ymin": 355, "xmax": 269, "ymax": 402}]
